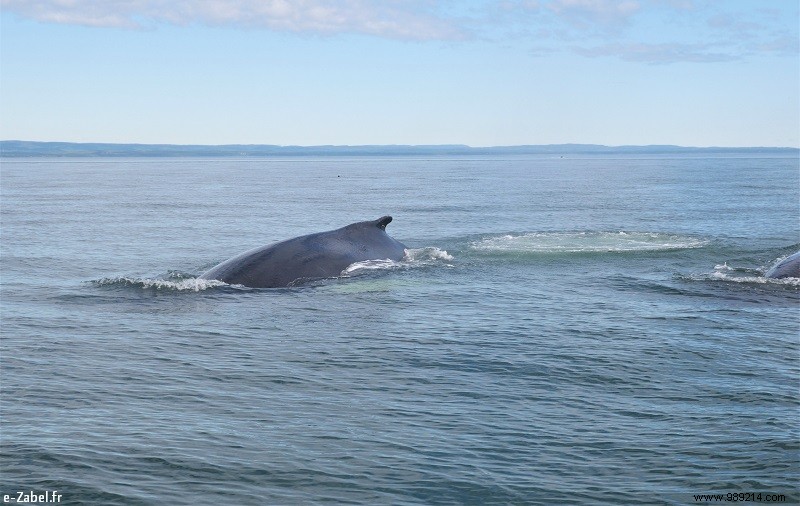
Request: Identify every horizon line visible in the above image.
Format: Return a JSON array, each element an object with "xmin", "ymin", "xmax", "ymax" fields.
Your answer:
[{"xmin": 2, "ymin": 140, "xmax": 799, "ymax": 150}]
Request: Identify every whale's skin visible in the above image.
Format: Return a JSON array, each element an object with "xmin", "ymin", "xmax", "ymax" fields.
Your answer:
[
  {"xmin": 765, "ymin": 251, "xmax": 800, "ymax": 279},
  {"xmin": 199, "ymin": 216, "xmax": 407, "ymax": 288}
]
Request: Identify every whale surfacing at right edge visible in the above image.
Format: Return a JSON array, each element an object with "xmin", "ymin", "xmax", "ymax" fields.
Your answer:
[{"xmin": 766, "ymin": 251, "xmax": 800, "ymax": 279}]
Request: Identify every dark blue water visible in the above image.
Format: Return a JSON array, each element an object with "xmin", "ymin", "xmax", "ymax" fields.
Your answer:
[{"xmin": 1, "ymin": 155, "xmax": 798, "ymax": 505}]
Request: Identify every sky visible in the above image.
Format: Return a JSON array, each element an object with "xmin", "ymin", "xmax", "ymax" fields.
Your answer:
[{"xmin": 0, "ymin": 0, "xmax": 798, "ymax": 147}]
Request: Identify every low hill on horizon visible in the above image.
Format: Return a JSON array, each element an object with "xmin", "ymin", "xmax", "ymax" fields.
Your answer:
[{"xmin": 1, "ymin": 140, "xmax": 797, "ymax": 157}]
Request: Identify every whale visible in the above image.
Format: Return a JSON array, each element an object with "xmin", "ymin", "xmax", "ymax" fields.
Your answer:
[
  {"xmin": 199, "ymin": 216, "xmax": 407, "ymax": 288},
  {"xmin": 765, "ymin": 251, "xmax": 800, "ymax": 279}
]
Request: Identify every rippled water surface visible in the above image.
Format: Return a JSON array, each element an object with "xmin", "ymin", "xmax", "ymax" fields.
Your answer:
[{"xmin": 1, "ymin": 155, "xmax": 798, "ymax": 505}]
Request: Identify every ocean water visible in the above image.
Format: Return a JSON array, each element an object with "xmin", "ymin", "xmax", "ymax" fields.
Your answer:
[{"xmin": 1, "ymin": 154, "xmax": 798, "ymax": 505}]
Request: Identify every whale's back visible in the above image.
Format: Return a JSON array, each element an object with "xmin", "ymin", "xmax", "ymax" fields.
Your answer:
[
  {"xmin": 200, "ymin": 216, "xmax": 406, "ymax": 288},
  {"xmin": 765, "ymin": 251, "xmax": 800, "ymax": 279}
]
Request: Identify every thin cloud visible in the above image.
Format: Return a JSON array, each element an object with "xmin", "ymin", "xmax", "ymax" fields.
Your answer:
[
  {"xmin": 575, "ymin": 42, "xmax": 739, "ymax": 64},
  {"xmin": 703, "ymin": 8, "xmax": 799, "ymax": 58},
  {"xmin": 754, "ymin": 35, "xmax": 799, "ymax": 57},
  {"xmin": 0, "ymin": 0, "xmax": 468, "ymax": 40},
  {"xmin": 546, "ymin": 0, "xmax": 641, "ymax": 29},
  {"xmin": 2, "ymin": 0, "xmax": 797, "ymax": 62},
  {"xmin": 506, "ymin": 0, "xmax": 798, "ymax": 63}
]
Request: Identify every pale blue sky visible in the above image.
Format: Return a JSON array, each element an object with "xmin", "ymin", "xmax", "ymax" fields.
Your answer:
[{"xmin": 1, "ymin": 0, "xmax": 798, "ymax": 147}]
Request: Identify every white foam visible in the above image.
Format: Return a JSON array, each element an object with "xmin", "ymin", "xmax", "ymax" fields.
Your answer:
[
  {"xmin": 692, "ymin": 271, "xmax": 800, "ymax": 286},
  {"xmin": 405, "ymin": 247, "xmax": 455, "ymax": 262},
  {"xmin": 340, "ymin": 247, "xmax": 454, "ymax": 277},
  {"xmin": 93, "ymin": 276, "xmax": 232, "ymax": 291},
  {"xmin": 471, "ymin": 231, "xmax": 709, "ymax": 254},
  {"xmin": 341, "ymin": 258, "xmax": 401, "ymax": 275}
]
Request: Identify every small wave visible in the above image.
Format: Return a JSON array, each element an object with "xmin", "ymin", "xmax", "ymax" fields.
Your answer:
[
  {"xmin": 341, "ymin": 247, "xmax": 454, "ymax": 277},
  {"xmin": 405, "ymin": 246, "xmax": 455, "ymax": 263},
  {"xmin": 470, "ymin": 231, "xmax": 708, "ymax": 254},
  {"xmin": 686, "ymin": 267, "xmax": 800, "ymax": 287},
  {"xmin": 341, "ymin": 259, "xmax": 401, "ymax": 275},
  {"xmin": 91, "ymin": 276, "xmax": 231, "ymax": 292}
]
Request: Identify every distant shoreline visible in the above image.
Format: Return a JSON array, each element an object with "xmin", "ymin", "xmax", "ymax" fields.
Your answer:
[{"xmin": 1, "ymin": 140, "xmax": 798, "ymax": 158}]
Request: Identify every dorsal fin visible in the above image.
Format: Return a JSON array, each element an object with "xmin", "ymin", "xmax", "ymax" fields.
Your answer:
[{"xmin": 375, "ymin": 216, "xmax": 392, "ymax": 230}]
